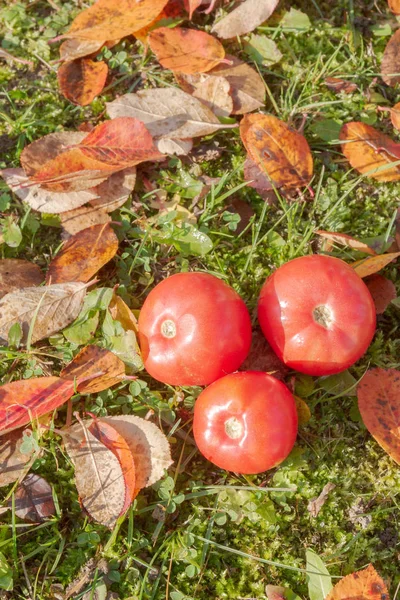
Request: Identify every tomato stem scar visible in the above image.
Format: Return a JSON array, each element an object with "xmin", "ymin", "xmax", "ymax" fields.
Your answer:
[
  {"xmin": 161, "ymin": 319, "xmax": 176, "ymax": 338},
  {"xmin": 313, "ymin": 305, "xmax": 333, "ymax": 329},
  {"xmin": 224, "ymin": 416, "xmax": 243, "ymax": 439}
]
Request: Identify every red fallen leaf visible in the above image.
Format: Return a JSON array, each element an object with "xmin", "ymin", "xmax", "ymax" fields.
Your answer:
[
  {"xmin": 148, "ymin": 27, "xmax": 225, "ymax": 74},
  {"xmin": 357, "ymin": 368, "xmax": 400, "ymax": 464},
  {"xmin": 365, "ymin": 274, "xmax": 396, "ymax": 314},
  {"xmin": 389, "ymin": 0, "xmax": 400, "ymax": 14},
  {"xmin": 58, "ymin": 58, "xmax": 108, "ymax": 106},
  {"xmin": 76, "ymin": 117, "xmax": 164, "ymax": 167},
  {"xmin": 89, "ymin": 418, "xmax": 137, "ymax": 513},
  {"xmin": 0, "ymin": 377, "xmax": 77, "ymax": 434},
  {"xmin": 315, "ymin": 231, "xmax": 377, "ymax": 256},
  {"xmin": 326, "ymin": 564, "xmax": 389, "ymax": 600},
  {"xmin": 60, "ymin": 345, "xmax": 126, "ymax": 394}
]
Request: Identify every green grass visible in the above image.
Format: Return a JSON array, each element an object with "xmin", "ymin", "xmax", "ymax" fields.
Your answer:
[{"xmin": 0, "ymin": 0, "xmax": 400, "ymax": 598}]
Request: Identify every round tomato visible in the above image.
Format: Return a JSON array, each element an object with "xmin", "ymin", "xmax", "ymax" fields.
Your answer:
[
  {"xmin": 258, "ymin": 255, "xmax": 376, "ymax": 376},
  {"xmin": 138, "ymin": 272, "xmax": 252, "ymax": 386},
  {"xmin": 193, "ymin": 371, "xmax": 298, "ymax": 474}
]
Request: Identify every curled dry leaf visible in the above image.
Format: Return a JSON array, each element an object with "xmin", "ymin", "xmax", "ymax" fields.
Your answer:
[
  {"xmin": 351, "ymin": 252, "xmax": 400, "ymax": 278},
  {"xmin": 340, "ymin": 122, "xmax": 400, "ymax": 181},
  {"xmin": 109, "ymin": 294, "xmax": 139, "ymax": 334},
  {"xmin": 64, "ymin": 423, "xmax": 126, "ymax": 528},
  {"xmin": 381, "ymin": 30, "xmax": 400, "ymax": 86},
  {"xmin": 62, "ymin": 0, "xmax": 170, "ymax": 41},
  {"xmin": 357, "ymin": 368, "xmax": 400, "ymax": 464},
  {"xmin": 58, "ymin": 58, "xmax": 108, "ymax": 106},
  {"xmin": 307, "ymin": 482, "xmax": 336, "ymax": 518},
  {"xmin": 365, "ymin": 274, "xmax": 396, "ymax": 314},
  {"xmin": 212, "ymin": 0, "xmax": 279, "ymax": 39},
  {"xmin": 13, "ymin": 474, "xmax": 56, "ymax": 522},
  {"xmin": 89, "ymin": 419, "xmax": 137, "ymax": 512},
  {"xmin": 108, "ymin": 294, "xmax": 143, "ymax": 371},
  {"xmin": 326, "ymin": 564, "xmax": 388, "ymax": 600},
  {"xmin": 1, "ymin": 168, "xmax": 100, "ymax": 214},
  {"xmin": 389, "ymin": 0, "xmax": 400, "ymax": 13},
  {"xmin": 148, "ymin": 27, "xmax": 225, "ymax": 74},
  {"xmin": 102, "ymin": 415, "xmax": 173, "ymax": 489},
  {"xmin": 60, "ymin": 205, "xmax": 111, "ymax": 238},
  {"xmin": 106, "ymin": 88, "xmax": 226, "ymax": 139},
  {"xmin": 176, "ymin": 55, "xmax": 265, "ymax": 114},
  {"xmin": 184, "ymin": 0, "xmax": 203, "ymax": 18},
  {"xmin": 315, "ymin": 231, "xmax": 377, "ymax": 256},
  {"xmin": 193, "ymin": 76, "xmax": 233, "ymax": 117},
  {"xmin": 0, "ymin": 429, "xmax": 38, "ymax": 487},
  {"xmin": 240, "ymin": 114, "xmax": 313, "ymax": 190},
  {"xmin": 0, "ymin": 259, "xmax": 44, "ymax": 299},
  {"xmin": 61, "ymin": 345, "xmax": 125, "ymax": 394},
  {"xmin": 0, "ymin": 281, "xmax": 88, "ymax": 345},
  {"xmin": 0, "ymin": 377, "xmax": 76, "ymax": 433},
  {"xmin": 46, "ymin": 223, "xmax": 119, "ymax": 284}
]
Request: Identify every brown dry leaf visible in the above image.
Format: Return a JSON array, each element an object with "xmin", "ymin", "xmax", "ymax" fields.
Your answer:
[
  {"xmin": 106, "ymin": 88, "xmax": 226, "ymax": 139},
  {"xmin": 351, "ymin": 252, "xmax": 400, "ymax": 277},
  {"xmin": 0, "ymin": 377, "xmax": 77, "ymax": 433},
  {"xmin": 324, "ymin": 77, "xmax": 358, "ymax": 94},
  {"xmin": 156, "ymin": 138, "xmax": 194, "ymax": 156},
  {"xmin": 240, "ymin": 113, "xmax": 313, "ymax": 190},
  {"xmin": 64, "ymin": 423, "xmax": 126, "ymax": 527},
  {"xmin": 193, "ymin": 76, "xmax": 233, "ymax": 117},
  {"xmin": 294, "ymin": 396, "xmax": 311, "ymax": 426},
  {"xmin": 382, "ymin": 29, "xmax": 400, "ymax": 86},
  {"xmin": 20, "ymin": 131, "xmax": 86, "ymax": 178},
  {"xmin": 0, "ymin": 429, "xmax": 38, "ymax": 487},
  {"xmin": 315, "ymin": 231, "xmax": 377, "ymax": 256},
  {"xmin": 13, "ymin": 474, "xmax": 56, "ymax": 522},
  {"xmin": 89, "ymin": 419, "xmax": 137, "ymax": 512},
  {"xmin": 224, "ymin": 197, "xmax": 255, "ymax": 234},
  {"xmin": 326, "ymin": 564, "xmax": 388, "ymax": 600},
  {"xmin": 61, "ymin": 345, "xmax": 125, "ymax": 394},
  {"xmin": 108, "ymin": 294, "xmax": 143, "ymax": 370},
  {"xmin": 102, "ymin": 415, "xmax": 172, "ymax": 489},
  {"xmin": 62, "ymin": 0, "xmax": 170, "ymax": 41},
  {"xmin": 340, "ymin": 121, "xmax": 400, "ymax": 182},
  {"xmin": 0, "ymin": 259, "xmax": 44, "ymax": 299},
  {"xmin": 365, "ymin": 274, "xmax": 396, "ymax": 314},
  {"xmin": 60, "ymin": 205, "xmax": 111, "ymax": 238},
  {"xmin": 58, "ymin": 58, "xmax": 108, "ymax": 106},
  {"xmin": 46, "ymin": 223, "xmax": 119, "ymax": 284},
  {"xmin": 389, "ymin": 0, "xmax": 400, "ymax": 13},
  {"xmin": 89, "ymin": 167, "xmax": 137, "ymax": 212},
  {"xmin": 1, "ymin": 168, "xmax": 101, "ymax": 214},
  {"xmin": 0, "ymin": 281, "xmax": 88, "ymax": 345},
  {"xmin": 176, "ymin": 56, "xmax": 265, "ymax": 114},
  {"xmin": 212, "ymin": 0, "xmax": 279, "ymax": 39},
  {"xmin": 243, "ymin": 156, "xmax": 273, "ymax": 192},
  {"xmin": 307, "ymin": 482, "xmax": 336, "ymax": 518},
  {"xmin": 358, "ymin": 368, "xmax": 400, "ymax": 464},
  {"xmin": 240, "ymin": 329, "xmax": 288, "ymax": 380},
  {"xmin": 148, "ymin": 27, "xmax": 225, "ymax": 74},
  {"xmin": 109, "ymin": 294, "xmax": 139, "ymax": 334},
  {"xmin": 59, "ymin": 38, "xmax": 106, "ymax": 62}
]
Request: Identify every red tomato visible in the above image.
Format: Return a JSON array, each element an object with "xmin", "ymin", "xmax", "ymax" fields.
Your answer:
[
  {"xmin": 193, "ymin": 371, "xmax": 298, "ymax": 474},
  {"xmin": 138, "ymin": 272, "xmax": 252, "ymax": 386},
  {"xmin": 258, "ymin": 255, "xmax": 376, "ymax": 376}
]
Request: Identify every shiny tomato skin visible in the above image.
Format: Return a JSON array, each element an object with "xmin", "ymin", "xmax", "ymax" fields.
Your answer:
[
  {"xmin": 138, "ymin": 272, "xmax": 252, "ymax": 386},
  {"xmin": 193, "ymin": 371, "xmax": 298, "ymax": 474},
  {"xmin": 258, "ymin": 255, "xmax": 376, "ymax": 376}
]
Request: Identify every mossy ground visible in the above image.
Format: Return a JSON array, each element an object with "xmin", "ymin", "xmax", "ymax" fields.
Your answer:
[{"xmin": 0, "ymin": 0, "xmax": 400, "ymax": 598}]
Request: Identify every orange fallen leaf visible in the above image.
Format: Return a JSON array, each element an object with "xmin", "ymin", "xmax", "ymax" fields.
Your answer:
[
  {"xmin": 340, "ymin": 122, "xmax": 400, "ymax": 182},
  {"xmin": 89, "ymin": 418, "xmax": 137, "ymax": 513},
  {"xmin": 0, "ymin": 377, "xmax": 77, "ymax": 434},
  {"xmin": 0, "ymin": 259, "xmax": 44, "ymax": 299},
  {"xmin": 109, "ymin": 294, "xmax": 139, "ymax": 334},
  {"xmin": 61, "ymin": 345, "xmax": 126, "ymax": 394},
  {"xmin": 389, "ymin": 0, "xmax": 400, "ymax": 13},
  {"xmin": 148, "ymin": 27, "xmax": 225, "ymax": 74},
  {"xmin": 351, "ymin": 252, "xmax": 400, "ymax": 277},
  {"xmin": 381, "ymin": 30, "xmax": 400, "ymax": 86},
  {"xmin": 358, "ymin": 368, "xmax": 400, "ymax": 464},
  {"xmin": 240, "ymin": 114, "xmax": 313, "ymax": 190},
  {"xmin": 58, "ymin": 58, "xmax": 108, "ymax": 106},
  {"xmin": 60, "ymin": 0, "xmax": 170, "ymax": 42},
  {"xmin": 326, "ymin": 564, "xmax": 388, "ymax": 600},
  {"xmin": 388, "ymin": 102, "xmax": 400, "ymax": 130},
  {"xmin": 365, "ymin": 274, "xmax": 396, "ymax": 314},
  {"xmin": 315, "ymin": 231, "xmax": 377, "ymax": 256},
  {"xmin": 20, "ymin": 131, "xmax": 87, "ymax": 178},
  {"xmin": 46, "ymin": 223, "xmax": 119, "ymax": 284},
  {"xmin": 134, "ymin": 0, "xmax": 184, "ymax": 43}
]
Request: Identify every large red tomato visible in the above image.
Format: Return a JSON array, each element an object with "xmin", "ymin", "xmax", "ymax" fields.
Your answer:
[
  {"xmin": 258, "ymin": 255, "xmax": 376, "ymax": 376},
  {"xmin": 138, "ymin": 272, "xmax": 252, "ymax": 386},
  {"xmin": 193, "ymin": 371, "xmax": 298, "ymax": 474}
]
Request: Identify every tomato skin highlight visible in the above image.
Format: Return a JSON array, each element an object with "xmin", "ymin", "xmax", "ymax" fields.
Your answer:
[
  {"xmin": 138, "ymin": 272, "xmax": 252, "ymax": 386},
  {"xmin": 257, "ymin": 255, "xmax": 376, "ymax": 376},
  {"xmin": 193, "ymin": 371, "xmax": 298, "ymax": 474}
]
